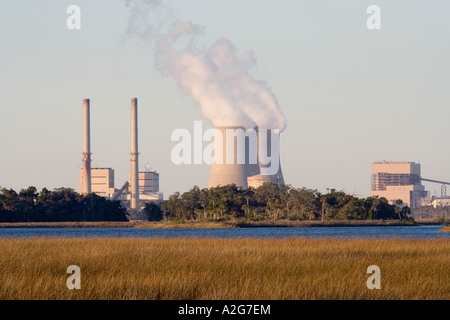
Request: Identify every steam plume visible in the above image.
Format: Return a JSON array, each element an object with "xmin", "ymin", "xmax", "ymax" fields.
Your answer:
[{"xmin": 125, "ymin": 1, "xmax": 286, "ymax": 131}]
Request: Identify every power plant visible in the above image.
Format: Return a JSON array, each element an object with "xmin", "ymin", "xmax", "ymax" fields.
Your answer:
[
  {"xmin": 207, "ymin": 127, "xmax": 285, "ymax": 189},
  {"xmin": 78, "ymin": 98, "xmax": 286, "ymax": 216},
  {"xmin": 77, "ymin": 98, "xmax": 450, "ymax": 213},
  {"xmin": 79, "ymin": 98, "xmax": 163, "ymax": 215},
  {"xmin": 371, "ymin": 161, "xmax": 450, "ymax": 208},
  {"xmin": 371, "ymin": 161, "xmax": 427, "ymax": 208}
]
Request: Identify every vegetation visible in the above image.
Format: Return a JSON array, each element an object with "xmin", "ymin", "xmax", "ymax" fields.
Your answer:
[
  {"xmin": 145, "ymin": 184, "xmax": 411, "ymax": 222},
  {"xmin": 0, "ymin": 237, "xmax": 447, "ymax": 300},
  {"xmin": 0, "ymin": 184, "xmax": 412, "ymax": 223},
  {"xmin": 0, "ymin": 187, "xmax": 128, "ymax": 222}
]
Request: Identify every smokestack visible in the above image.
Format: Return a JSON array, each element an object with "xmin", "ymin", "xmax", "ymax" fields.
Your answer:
[
  {"xmin": 130, "ymin": 98, "xmax": 139, "ymax": 210},
  {"xmin": 81, "ymin": 98, "xmax": 91, "ymax": 194},
  {"xmin": 207, "ymin": 126, "xmax": 260, "ymax": 188}
]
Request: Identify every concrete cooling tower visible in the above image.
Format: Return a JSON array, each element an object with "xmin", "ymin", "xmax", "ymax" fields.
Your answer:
[
  {"xmin": 207, "ymin": 127, "xmax": 260, "ymax": 188},
  {"xmin": 247, "ymin": 129, "xmax": 285, "ymax": 188},
  {"xmin": 207, "ymin": 127, "xmax": 284, "ymax": 189}
]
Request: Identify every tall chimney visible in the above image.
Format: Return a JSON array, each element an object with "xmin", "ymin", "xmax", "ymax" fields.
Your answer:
[
  {"xmin": 82, "ymin": 99, "xmax": 92, "ymax": 194},
  {"xmin": 130, "ymin": 98, "xmax": 139, "ymax": 210}
]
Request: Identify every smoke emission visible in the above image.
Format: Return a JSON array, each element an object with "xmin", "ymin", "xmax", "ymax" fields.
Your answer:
[
  {"xmin": 125, "ymin": 0, "xmax": 286, "ymax": 131},
  {"xmin": 123, "ymin": 0, "xmax": 170, "ymax": 43}
]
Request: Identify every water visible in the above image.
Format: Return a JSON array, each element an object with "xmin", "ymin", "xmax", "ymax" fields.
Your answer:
[{"xmin": 0, "ymin": 224, "xmax": 447, "ymax": 238}]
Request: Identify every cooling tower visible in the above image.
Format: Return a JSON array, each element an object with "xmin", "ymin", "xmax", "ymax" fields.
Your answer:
[
  {"xmin": 207, "ymin": 126, "xmax": 260, "ymax": 188},
  {"xmin": 257, "ymin": 128, "xmax": 284, "ymax": 184},
  {"xmin": 81, "ymin": 98, "xmax": 91, "ymax": 194},
  {"xmin": 130, "ymin": 98, "xmax": 139, "ymax": 210},
  {"xmin": 207, "ymin": 127, "xmax": 284, "ymax": 189},
  {"xmin": 247, "ymin": 129, "xmax": 284, "ymax": 188}
]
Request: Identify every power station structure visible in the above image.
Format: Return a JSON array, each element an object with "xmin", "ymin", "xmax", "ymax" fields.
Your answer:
[
  {"xmin": 247, "ymin": 128, "xmax": 285, "ymax": 188},
  {"xmin": 130, "ymin": 98, "xmax": 139, "ymax": 210},
  {"xmin": 207, "ymin": 127, "xmax": 285, "ymax": 189},
  {"xmin": 371, "ymin": 161, "xmax": 427, "ymax": 208},
  {"xmin": 80, "ymin": 99, "xmax": 91, "ymax": 195},
  {"xmin": 371, "ymin": 161, "xmax": 450, "ymax": 208},
  {"xmin": 79, "ymin": 98, "xmax": 163, "ymax": 214}
]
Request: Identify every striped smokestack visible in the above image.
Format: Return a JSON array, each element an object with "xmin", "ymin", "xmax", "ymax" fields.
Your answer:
[
  {"xmin": 81, "ymin": 98, "xmax": 91, "ymax": 194},
  {"xmin": 130, "ymin": 98, "xmax": 139, "ymax": 210}
]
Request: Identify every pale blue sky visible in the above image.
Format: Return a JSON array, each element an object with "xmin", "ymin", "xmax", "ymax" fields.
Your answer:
[{"xmin": 1, "ymin": 0, "xmax": 449, "ymax": 198}]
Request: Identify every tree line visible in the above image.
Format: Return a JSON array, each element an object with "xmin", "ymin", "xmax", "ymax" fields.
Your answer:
[
  {"xmin": 0, "ymin": 187, "xmax": 128, "ymax": 222},
  {"xmin": 0, "ymin": 184, "xmax": 411, "ymax": 223},
  {"xmin": 144, "ymin": 184, "xmax": 411, "ymax": 222}
]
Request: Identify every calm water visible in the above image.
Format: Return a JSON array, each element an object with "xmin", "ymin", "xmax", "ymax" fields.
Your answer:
[{"xmin": 0, "ymin": 225, "xmax": 448, "ymax": 238}]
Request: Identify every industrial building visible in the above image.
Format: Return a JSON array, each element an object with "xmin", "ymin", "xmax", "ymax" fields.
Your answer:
[
  {"xmin": 418, "ymin": 196, "xmax": 450, "ymax": 208},
  {"xmin": 431, "ymin": 197, "xmax": 450, "ymax": 208},
  {"xmin": 371, "ymin": 161, "xmax": 428, "ymax": 208},
  {"xmin": 115, "ymin": 171, "xmax": 163, "ymax": 207},
  {"xmin": 78, "ymin": 98, "xmax": 163, "ymax": 214},
  {"xmin": 79, "ymin": 167, "xmax": 115, "ymax": 198},
  {"xmin": 247, "ymin": 174, "xmax": 284, "ymax": 188},
  {"xmin": 79, "ymin": 167, "xmax": 163, "ymax": 207}
]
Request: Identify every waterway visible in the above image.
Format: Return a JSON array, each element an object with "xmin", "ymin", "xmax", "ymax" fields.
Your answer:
[{"xmin": 0, "ymin": 224, "xmax": 447, "ymax": 238}]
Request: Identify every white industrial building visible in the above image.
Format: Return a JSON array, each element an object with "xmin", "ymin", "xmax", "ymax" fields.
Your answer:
[
  {"xmin": 79, "ymin": 167, "xmax": 116, "ymax": 198},
  {"xmin": 431, "ymin": 197, "xmax": 450, "ymax": 208},
  {"xmin": 116, "ymin": 171, "xmax": 163, "ymax": 208}
]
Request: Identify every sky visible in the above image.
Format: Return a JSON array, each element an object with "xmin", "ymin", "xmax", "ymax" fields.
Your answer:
[{"xmin": 1, "ymin": 0, "xmax": 449, "ymax": 199}]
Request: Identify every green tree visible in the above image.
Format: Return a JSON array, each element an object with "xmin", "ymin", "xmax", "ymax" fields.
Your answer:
[
  {"xmin": 163, "ymin": 192, "xmax": 184, "ymax": 220},
  {"xmin": 0, "ymin": 188, "xmax": 19, "ymax": 212},
  {"xmin": 289, "ymin": 188, "xmax": 320, "ymax": 220},
  {"xmin": 181, "ymin": 186, "xmax": 202, "ymax": 221},
  {"xmin": 144, "ymin": 202, "xmax": 163, "ymax": 221}
]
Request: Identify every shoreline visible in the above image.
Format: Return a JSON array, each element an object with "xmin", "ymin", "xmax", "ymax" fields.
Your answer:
[{"xmin": 0, "ymin": 219, "xmax": 445, "ymax": 229}]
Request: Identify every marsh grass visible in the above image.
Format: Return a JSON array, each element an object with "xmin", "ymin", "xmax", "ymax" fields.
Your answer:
[
  {"xmin": 439, "ymin": 226, "xmax": 450, "ymax": 232},
  {"xmin": 0, "ymin": 238, "xmax": 448, "ymax": 300}
]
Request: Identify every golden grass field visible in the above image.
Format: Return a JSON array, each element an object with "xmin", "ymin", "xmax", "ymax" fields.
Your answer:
[{"xmin": 0, "ymin": 237, "xmax": 448, "ymax": 300}]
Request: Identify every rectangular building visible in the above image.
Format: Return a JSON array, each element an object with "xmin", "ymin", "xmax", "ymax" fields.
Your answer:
[
  {"xmin": 79, "ymin": 167, "xmax": 116, "ymax": 197},
  {"xmin": 431, "ymin": 197, "xmax": 450, "ymax": 208},
  {"xmin": 79, "ymin": 167, "xmax": 163, "ymax": 207},
  {"xmin": 371, "ymin": 161, "xmax": 427, "ymax": 208},
  {"xmin": 118, "ymin": 171, "xmax": 163, "ymax": 208}
]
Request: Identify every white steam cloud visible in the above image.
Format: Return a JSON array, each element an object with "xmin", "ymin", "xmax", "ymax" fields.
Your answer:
[
  {"xmin": 125, "ymin": 1, "xmax": 286, "ymax": 131},
  {"xmin": 123, "ymin": 0, "xmax": 169, "ymax": 43}
]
